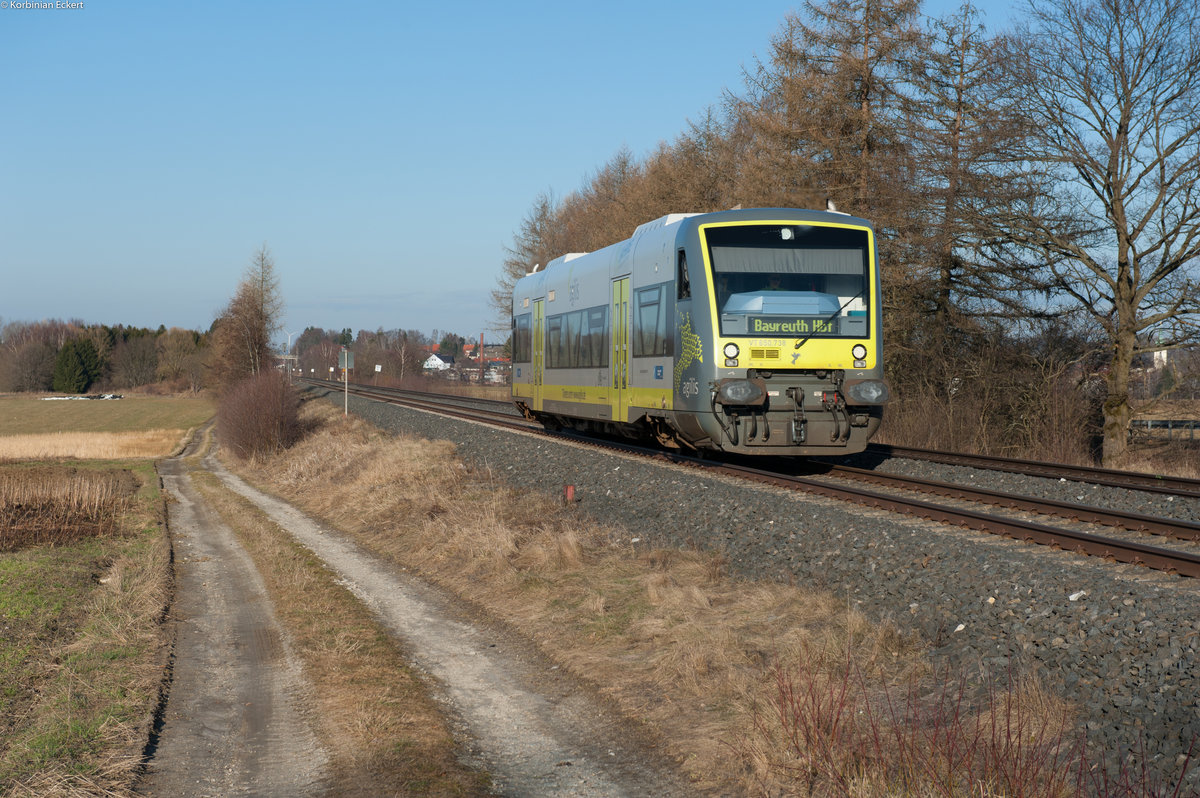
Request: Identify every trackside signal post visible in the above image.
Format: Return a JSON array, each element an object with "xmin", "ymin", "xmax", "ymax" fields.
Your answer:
[{"xmin": 339, "ymin": 347, "xmax": 354, "ymax": 415}]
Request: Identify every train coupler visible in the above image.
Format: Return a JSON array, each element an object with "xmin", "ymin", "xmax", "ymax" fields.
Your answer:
[{"xmin": 787, "ymin": 387, "xmax": 807, "ymax": 444}]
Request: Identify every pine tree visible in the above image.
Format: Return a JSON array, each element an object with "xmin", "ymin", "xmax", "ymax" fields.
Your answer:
[
  {"xmin": 734, "ymin": 0, "xmax": 920, "ymax": 220},
  {"xmin": 903, "ymin": 4, "xmax": 1040, "ymax": 323},
  {"xmin": 52, "ymin": 338, "xmax": 100, "ymax": 393}
]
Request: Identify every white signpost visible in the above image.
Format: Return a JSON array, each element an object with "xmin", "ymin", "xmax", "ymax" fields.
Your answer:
[{"xmin": 339, "ymin": 348, "xmax": 354, "ymax": 415}]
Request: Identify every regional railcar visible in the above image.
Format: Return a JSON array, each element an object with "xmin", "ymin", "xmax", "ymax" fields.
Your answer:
[{"xmin": 510, "ymin": 208, "xmax": 889, "ymax": 455}]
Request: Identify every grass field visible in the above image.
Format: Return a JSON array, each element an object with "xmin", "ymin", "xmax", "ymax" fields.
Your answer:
[
  {"xmin": 0, "ymin": 460, "xmax": 168, "ymax": 796},
  {"xmin": 0, "ymin": 395, "xmax": 214, "ymax": 460},
  {"xmin": 0, "ymin": 394, "xmax": 207, "ymax": 795},
  {"xmin": 0, "ymin": 395, "xmax": 214, "ymax": 435}
]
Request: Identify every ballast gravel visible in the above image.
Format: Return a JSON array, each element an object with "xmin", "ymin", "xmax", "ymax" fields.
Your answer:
[{"xmin": 314, "ymin": 387, "xmax": 1200, "ymax": 791}]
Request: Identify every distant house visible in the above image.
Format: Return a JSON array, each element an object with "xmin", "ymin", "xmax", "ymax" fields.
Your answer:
[
  {"xmin": 423, "ymin": 353, "xmax": 454, "ymax": 371},
  {"xmin": 481, "ymin": 343, "xmax": 508, "ymax": 362}
]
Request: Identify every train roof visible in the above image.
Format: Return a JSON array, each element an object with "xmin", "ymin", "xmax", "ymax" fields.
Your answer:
[
  {"xmin": 524, "ymin": 207, "xmax": 873, "ymax": 277},
  {"xmin": 681, "ymin": 206, "xmax": 873, "ymax": 230}
]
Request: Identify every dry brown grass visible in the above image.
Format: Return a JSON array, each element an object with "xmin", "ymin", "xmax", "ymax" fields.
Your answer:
[
  {"xmin": 374, "ymin": 375, "xmax": 509, "ymax": 402},
  {"xmin": 1131, "ymin": 398, "xmax": 1200, "ymax": 420},
  {"xmin": 1115, "ymin": 444, "xmax": 1200, "ymax": 479},
  {"xmin": 232, "ymin": 400, "xmax": 1082, "ymax": 796},
  {"xmin": 0, "ymin": 467, "xmax": 137, "ymax": 550},
  {"xmin": 0, "ymin": 430, "xmax": 187, "ymax": 461}
]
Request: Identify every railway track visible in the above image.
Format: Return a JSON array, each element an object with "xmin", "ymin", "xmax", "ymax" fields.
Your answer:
[
  {"xmin": 304, "ymin": 379, "xmax": 1200, "ymax": 578},
  {"xmin": 867, "ymin": 442, "xmax": 1200, "ymax": 498}
]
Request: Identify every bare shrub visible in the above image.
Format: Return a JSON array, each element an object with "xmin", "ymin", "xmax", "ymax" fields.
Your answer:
[
  {"xmin": 746, "ymin": 655, "xmax": 1082, "ymax": 797},
  {"xmin": 216, "ymin": 371, "xmax": 300, "ymax": 460},
  {"xmin": 883, "ymin": 326, "xmax": 1101, "ymax": 464}
]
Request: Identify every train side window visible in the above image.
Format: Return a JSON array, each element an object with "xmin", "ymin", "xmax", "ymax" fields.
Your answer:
[
  {"xmin": 543, "ymin": 306, "xmax": 610, "ymax": 367},
  {"xmin": 587, "ymin": 306, "xmax": 608, "ymax": 367},
  {"xmin": 676, "ymin": 250, "xmax": 690, "ymax": 300},
  {"xmin": 546, "ymin": 315, "xmax": 564, "ymax": 368},
  {"xmin": 633, "ymin": 283, "xmax": 674, "ymax": 358},
  {"xmin": 633, "ymin": 286, "xmax": 658, "ymax": 357},
  {"xmin": 566, "ymin": 311, "xmax": 583, "ymax": 368},
  {"xmin": 513, "ymin": 313, "xmax": 531, "ymax": 362}
]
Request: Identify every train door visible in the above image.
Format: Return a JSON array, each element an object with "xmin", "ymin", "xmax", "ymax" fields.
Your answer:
[
  {"xmin": 611, "ymin": 277, "xmax": 630, "ymax": 422},
  {"xmin": 532, "ymin": 298, "xmax": 544, "ymax": 411}
]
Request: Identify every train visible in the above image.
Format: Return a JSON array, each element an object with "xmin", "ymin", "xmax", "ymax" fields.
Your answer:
[{"xmin": 510, "ymin": 207, "xmax": 889, "ymax": 456}]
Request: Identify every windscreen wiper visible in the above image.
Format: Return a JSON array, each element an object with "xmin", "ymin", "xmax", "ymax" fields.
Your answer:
[{"xmin": 793, "ymin": 291, "xmax": 863, "ymax": 350}]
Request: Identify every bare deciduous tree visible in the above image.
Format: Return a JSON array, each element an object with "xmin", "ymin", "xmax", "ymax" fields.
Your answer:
[
  {"xmin": 999, "ymin": 0, "xmax": 1200, "ymax": 464},
  {"xmin": 0, "ymin": 320, "xmax": 82, "ymax": 392},
  {"xmin": 157, "ymin": 327, "xmax": 202, "ymax": 383},
  {"xmin": 110, "ymin": 335, "xmax": 158, "ymax": 388},
  {"xmin": 209, "ymin": 245, "xmax": 284, "ymax": 393},
  {"xmin": 490, "ymin": 192, "xmax": 567, "ymax": 330}
]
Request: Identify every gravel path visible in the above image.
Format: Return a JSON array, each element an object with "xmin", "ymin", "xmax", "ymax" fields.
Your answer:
[{"xmin": 315, "ymin": 386, "xmax": 1200, "ymax": 791}]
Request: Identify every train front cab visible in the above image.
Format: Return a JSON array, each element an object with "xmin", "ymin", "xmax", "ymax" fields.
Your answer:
[{"xmin": 672, "ymin": 212, "xmax": 890, "ymax": 456}]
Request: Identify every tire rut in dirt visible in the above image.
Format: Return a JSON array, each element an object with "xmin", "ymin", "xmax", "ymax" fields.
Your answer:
[{"xmin": 137, "ymin": 458, "xmax": 329, "ymax": 797}]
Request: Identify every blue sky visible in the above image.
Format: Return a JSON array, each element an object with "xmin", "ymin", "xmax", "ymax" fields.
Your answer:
[{"xmin": 0, "ymin": 0, "xmax": 1019, "ymax": 346}]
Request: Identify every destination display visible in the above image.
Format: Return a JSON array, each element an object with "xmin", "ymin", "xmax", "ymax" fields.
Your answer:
[{"xmin": 749, "ymin": 316, "xmax": 839, "ymax": 336}]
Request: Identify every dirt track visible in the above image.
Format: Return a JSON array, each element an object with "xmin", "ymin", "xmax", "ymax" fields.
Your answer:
[
  {"xmin": 138, "ymin": 432, "xmax": 688, "ymax": 797},
  {"xmin": 139, "ymin": 453, "xmax": 330, "ymax": 796}
]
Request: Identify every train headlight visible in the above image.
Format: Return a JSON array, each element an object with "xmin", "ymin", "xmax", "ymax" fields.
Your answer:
[
  {"xmin": 723, "ymin": 342, "xmax": 740, "ymax": 359},
  {"xmin": 851, "ymin": 344, "xmax": 868, "ymax": 360},
  {"xmin": 845, "ymin": 380, "xmax": 890, "ymax": 404},
  {"xmin": 715, "ymin": 378, "xmax": 767, "ymax": 406}
]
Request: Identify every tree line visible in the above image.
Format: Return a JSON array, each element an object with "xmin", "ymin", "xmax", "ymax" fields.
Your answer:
[
  {"xmin": 0, "ymin": 246, "xmax": 285, "ymax": 398},
  {"xmin": 0, "ymin": 320, "xmax": 207, "ymax": 395},
  {"xmin": 0, "ymin": 238, "xmax": 479, "ymax": 401},
  {"xmin": 494, "ymin": 0, "xmax": 1200, "ymax": 466},
  {"xmin": 288, "ymin": 327, "xmax": 471, "ymax": 381}
]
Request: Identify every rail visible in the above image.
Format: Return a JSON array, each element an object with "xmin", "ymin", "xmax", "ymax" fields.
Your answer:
[{"xmin": 866, "ymin": 443, "xmax": 1200, "ymax": 498}]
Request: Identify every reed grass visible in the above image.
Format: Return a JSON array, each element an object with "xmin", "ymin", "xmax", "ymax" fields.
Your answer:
[
  {"xmin": 0, "ymin": 430, "xmax": 185, "ymax": 461},
  {"xmin": 0, "ymin": 468, "xmax": 134, "ymax": 551}
]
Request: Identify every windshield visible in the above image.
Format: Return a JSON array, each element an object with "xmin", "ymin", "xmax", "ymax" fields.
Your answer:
[{"xmin": 704, "ymin": 223, "xmax": 870, "ymax": 338}]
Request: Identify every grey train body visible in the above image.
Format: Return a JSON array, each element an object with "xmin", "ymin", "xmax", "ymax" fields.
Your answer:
[{"xmin": 511, "ymin": 208, "xmax": 889, "ymax": 456}]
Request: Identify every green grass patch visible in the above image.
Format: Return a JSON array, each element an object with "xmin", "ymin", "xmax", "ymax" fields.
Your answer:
[
  {"xmin": 0, "ymin": 395, "xmax": 213, "ymax": 436},
  {"xmin": 0, "ymin": 460, "xmax": 169, "ymax": 794}
]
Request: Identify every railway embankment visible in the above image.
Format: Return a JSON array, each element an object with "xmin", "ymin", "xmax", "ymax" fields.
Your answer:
[{"xmin": 314, "ymin": 386, "xmax": 1200, "ymax": 791}]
